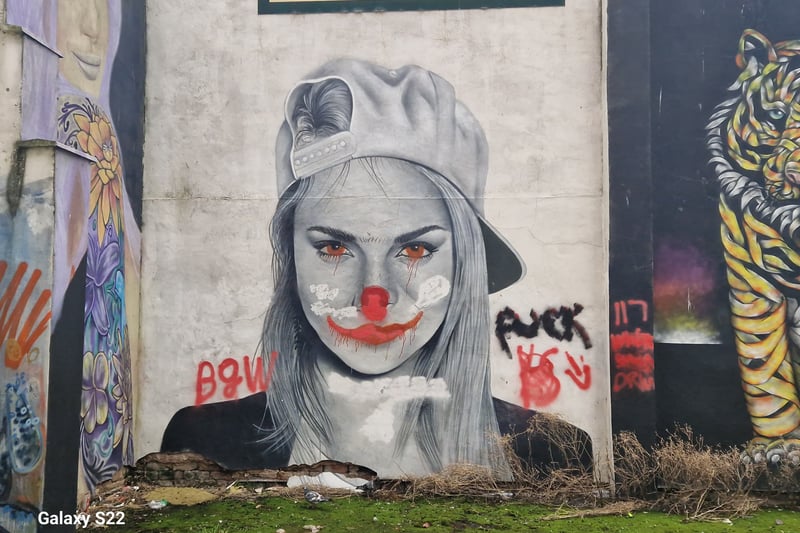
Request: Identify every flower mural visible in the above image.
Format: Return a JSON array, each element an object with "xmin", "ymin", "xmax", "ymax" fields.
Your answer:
[
  {"xmin": 81, "ymin": 352, "xmax": 109, "ymax": 435},
  {"xmin": 6, "ymin": 0, "xmax": 146, "ymax": 511},
  {"xmin": 111, "ymin": 330, "xmax": 133, "ymax": 464},
  {"xmin": 85, "ymin": 226, "xmax": 120, "ymax": 337},
  {"xmin": 58, "ymin": 95, "xmax": 134, "ymax": 495},
  {"xmin": 59, "ymin": 100, "xmax": 123, "ymax": 246}
]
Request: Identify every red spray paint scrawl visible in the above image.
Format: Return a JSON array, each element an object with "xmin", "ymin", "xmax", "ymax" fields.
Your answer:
[
  {"xmin": 517, "ymin": 344, "xmax": 561, "ymax": 408},
  {"xmin": 611, "ymin": 328, "xmax": 654, "ymax": 393},
  {"xmin": 195, "ymin": 352, "xmax": 278, "ymax": 405},
  {"xmin": 610, "ymin": 299, "xmax": 654, "ymax": 394},
  {"xmin": 564, "ymin": 351, "xmax": 591, "ymax": 390}
]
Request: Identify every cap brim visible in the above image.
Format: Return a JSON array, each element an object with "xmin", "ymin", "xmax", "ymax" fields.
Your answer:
[{"xmin": 477, "ymin": 215, "xmax": 526, "ymax": 294}]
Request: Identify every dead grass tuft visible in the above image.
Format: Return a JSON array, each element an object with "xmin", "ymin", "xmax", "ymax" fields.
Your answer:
[
  {"xmin": 613, "ymin": 431, "xmax": 657, "ymax": 499},
  {"xmin": 508, "ymin": 413, "xmax": 600, "ymax": 506},
  {"xmin": 400, "ymin": 464, "xmax": 500, "ymax": 499},
  {"xmin": 387, "ymin": 418, "xmax": 797, "ymax": 520},
  {"xmin": 650, "ymin": 425, "xmax": 764, "ymax": 520}
]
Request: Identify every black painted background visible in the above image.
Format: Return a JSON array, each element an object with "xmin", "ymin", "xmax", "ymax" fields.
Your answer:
[
  {"xmin": 611, "ymin": 0, "xmax": 800, "ymax": 448},
  {"xmin": 651, "ymin": 0, "xmax": 800, "ymax": 446},
  {"xmin": 111, "ymin": 0, "xmax": 146, "ymax": 229},
  {"xmin": 607, "ymin": 0, "xmax": 657, "ymax": 446}
]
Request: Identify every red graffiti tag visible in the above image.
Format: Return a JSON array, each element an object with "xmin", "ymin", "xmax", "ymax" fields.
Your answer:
[
  {"xmin": 613, "ymin": 299, "xmax": 648, "ymax": 327},
  {"xmin": 517, "ymin": 344, "xmax": 560, "ymax": 408},
  {"xmin": 611, "ymin": 328, "xmax": 654, "ymax": 393},
  {"xmin": 564, "ymin": 351, "xmax": 591, "ymax": 390},
  {"xmin": 195, "ymin": 352, "xmax": 278, "ymax": 405}
]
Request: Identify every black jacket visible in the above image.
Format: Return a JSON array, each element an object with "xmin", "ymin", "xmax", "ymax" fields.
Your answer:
[{"xmin": 161, "ymin": 393, "xmax": 592, "ymax": 472}]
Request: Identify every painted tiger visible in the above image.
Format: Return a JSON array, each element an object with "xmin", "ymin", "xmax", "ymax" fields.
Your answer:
[{"xmin": 707, "ymin": 29, "xmax": 800, "ymax": 463}]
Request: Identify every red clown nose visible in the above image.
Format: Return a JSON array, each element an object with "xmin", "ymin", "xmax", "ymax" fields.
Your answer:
[{"xmin": 360, "ymin": 286, "xmax": 389, "ymax": 322}]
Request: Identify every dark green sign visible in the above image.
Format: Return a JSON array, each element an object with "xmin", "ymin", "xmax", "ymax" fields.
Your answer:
[{"xmin": 259, "ymin": 0, "xmax": 563, "ymax": 15}]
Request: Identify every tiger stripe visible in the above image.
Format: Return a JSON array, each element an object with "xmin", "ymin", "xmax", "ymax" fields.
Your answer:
[
  {"xmin": 709, "ymin": 29, "xmax": 800, "ymax": 446},
  {"xmin": 719, "ymin": 172, "xmax": 800, "ymax": 439}
]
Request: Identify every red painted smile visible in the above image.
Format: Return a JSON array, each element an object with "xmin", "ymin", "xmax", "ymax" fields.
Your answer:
[{"xmin": 327, "ymin": 312, "xmax": 424, "ymax": 345}]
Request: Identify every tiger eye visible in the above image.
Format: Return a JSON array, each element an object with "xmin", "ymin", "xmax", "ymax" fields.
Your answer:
[{"xmin": 768, "ymin": 109, "xmax": 786, "ymax": 121}]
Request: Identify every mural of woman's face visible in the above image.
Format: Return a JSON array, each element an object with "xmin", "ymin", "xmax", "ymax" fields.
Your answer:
[
  {"xmin": 293, "ymin": 160, "xmax": 454, "ymax": 375},
  {"xmin": 56, "ymin": 0, "xmax": 109, "ymax": 96}
]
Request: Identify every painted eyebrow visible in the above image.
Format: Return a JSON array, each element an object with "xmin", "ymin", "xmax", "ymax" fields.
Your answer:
[
  {"xmin": 305, "ymin": 225, "xmax": 447, "ymax": 245},
  {"xmin": 306, "ymin": 226, "xmax": 358, "ymax": 243},
  {"xmin": 393, "ymin": 225, "xmax": 447, "ymax": 245}
]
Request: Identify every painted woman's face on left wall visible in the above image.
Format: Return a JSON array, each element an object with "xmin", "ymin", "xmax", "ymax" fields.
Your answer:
[
  {"xmin": 57, "ymin": 0, "xmax": 109, "ymax": 97},
  {"xmin": 293, "ymin": 159, "xmax": 454, "ymax": 376}
]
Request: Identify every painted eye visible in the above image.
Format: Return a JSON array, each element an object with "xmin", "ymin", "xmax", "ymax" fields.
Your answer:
[
  {"xmin": 768, "ymin": 109, "xmax": 786, "ymax": 121},
  {"xmin": 398, "ymin": 243, "xmax": 435, "ymax": 260},
  {"xmin": 318, "ymin": 243, "xmax": 349, "ymax": 257}
]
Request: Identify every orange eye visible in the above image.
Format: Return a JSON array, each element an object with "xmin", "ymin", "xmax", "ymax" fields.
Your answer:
[
  {"xmin": 321, "ymin": 243, "xmax": 348, "ymax": 257},
  {"xmin": 400, "ymin": 243, "xmax": 433, "ymax": 260}
]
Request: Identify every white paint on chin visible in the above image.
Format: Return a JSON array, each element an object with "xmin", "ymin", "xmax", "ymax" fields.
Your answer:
[
  {"xmin": 328, "ymin": 374, "xmax": 450, "ymax": 444},
  {"xmin": 414, "ymin": 275, "xmax": 451, "ymax": 310}
]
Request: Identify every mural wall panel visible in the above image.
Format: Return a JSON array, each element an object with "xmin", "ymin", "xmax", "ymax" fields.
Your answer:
[
  {"xmin": 609, "ymin": 0, "xmax": 800, "ymax": 458},
  {"xmin": 140, "ymin": 0, "xmax": 610, "ymax": 484},
  {"xmin": 0, "ymin": 146, "xmax": 54, "ymax": 533},
  {"xmin": 5, "ymin": 0, "xmax": 145, "ymax": 516}
]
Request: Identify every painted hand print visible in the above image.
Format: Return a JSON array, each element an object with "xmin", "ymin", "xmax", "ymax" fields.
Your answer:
[
  {"xmin": 162, "ymin": 58, "xmax": 592, "ymax": 479},
  {"xmin": 708, "ymin": 29, "xmax": 800, "ymax": 464},
  {"xmin": 0, "ymin": 262, "xmax": 52, "ymax": 370}
]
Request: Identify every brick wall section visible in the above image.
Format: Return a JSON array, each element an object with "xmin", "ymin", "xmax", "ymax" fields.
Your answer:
[{"xmin": 129, "ymin": 452, "xmax": 377, "ymax": 488}]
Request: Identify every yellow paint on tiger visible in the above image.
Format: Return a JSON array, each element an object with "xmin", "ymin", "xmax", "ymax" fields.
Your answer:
[{"xmin": 712, "ymin": 30, "xmax": 800, "ymax": 443}]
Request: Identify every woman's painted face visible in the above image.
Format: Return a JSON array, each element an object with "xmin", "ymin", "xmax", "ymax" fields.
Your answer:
[
  {"xmin": 56, "ymin": 0, "xmax": 109, "ymax": 96},
  {"xmin": 293, "ymin": 160, "xmax": 454, "ymax": 375}
]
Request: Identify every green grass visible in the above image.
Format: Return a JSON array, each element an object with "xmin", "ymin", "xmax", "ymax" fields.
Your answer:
[{"xmin": 111, "ymin": 497, "xmax": 800, "ymax": 533}]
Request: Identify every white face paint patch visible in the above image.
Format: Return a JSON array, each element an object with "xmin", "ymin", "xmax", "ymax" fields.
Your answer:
[
  {"xmin": 414, "ymin": 275, "xmax": 451, "ymax": 310},
  {"xmin": 310, "ymin": 284, "xmax": 339, "ymax": 301},
  {"xmin": 328, "ymin": 374, "xmax": 450, "ymax": 443},
  {"xmin": 310, "ymin": 301, "xmax": 357, "ymax": 319}
]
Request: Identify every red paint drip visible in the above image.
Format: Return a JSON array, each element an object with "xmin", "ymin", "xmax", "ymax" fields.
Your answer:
[{"xmin": 361, "ymin": 286, "xmax": 389, "ymax": 322}]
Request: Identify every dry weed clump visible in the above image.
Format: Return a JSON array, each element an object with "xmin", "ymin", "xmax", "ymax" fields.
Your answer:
[
  {"xmin": 400, "ymin": 464, "xmax": 500, "ymax": 499},
  {"xmin": 651, "ymin": 425, "xmax": 763, "ymax": 520},
  {"xmin": 386, "ymin": 418, "xmax": 795, "ymax": 521},
  {"xmin": 392, "ymin": 413, "xmax": 599, "ymax": 506},
  {"xmin": 613, "ymin": 431, "xmax": 657, "ymax": 499},
  {"xmin": 501, "ymin": 413, "xmax": 601, "ymax": 506}
]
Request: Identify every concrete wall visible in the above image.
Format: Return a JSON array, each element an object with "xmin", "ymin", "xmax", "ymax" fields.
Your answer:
[{"xmin": 139, "ymin": 0, "xmax": 611, "ymax": 482}]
